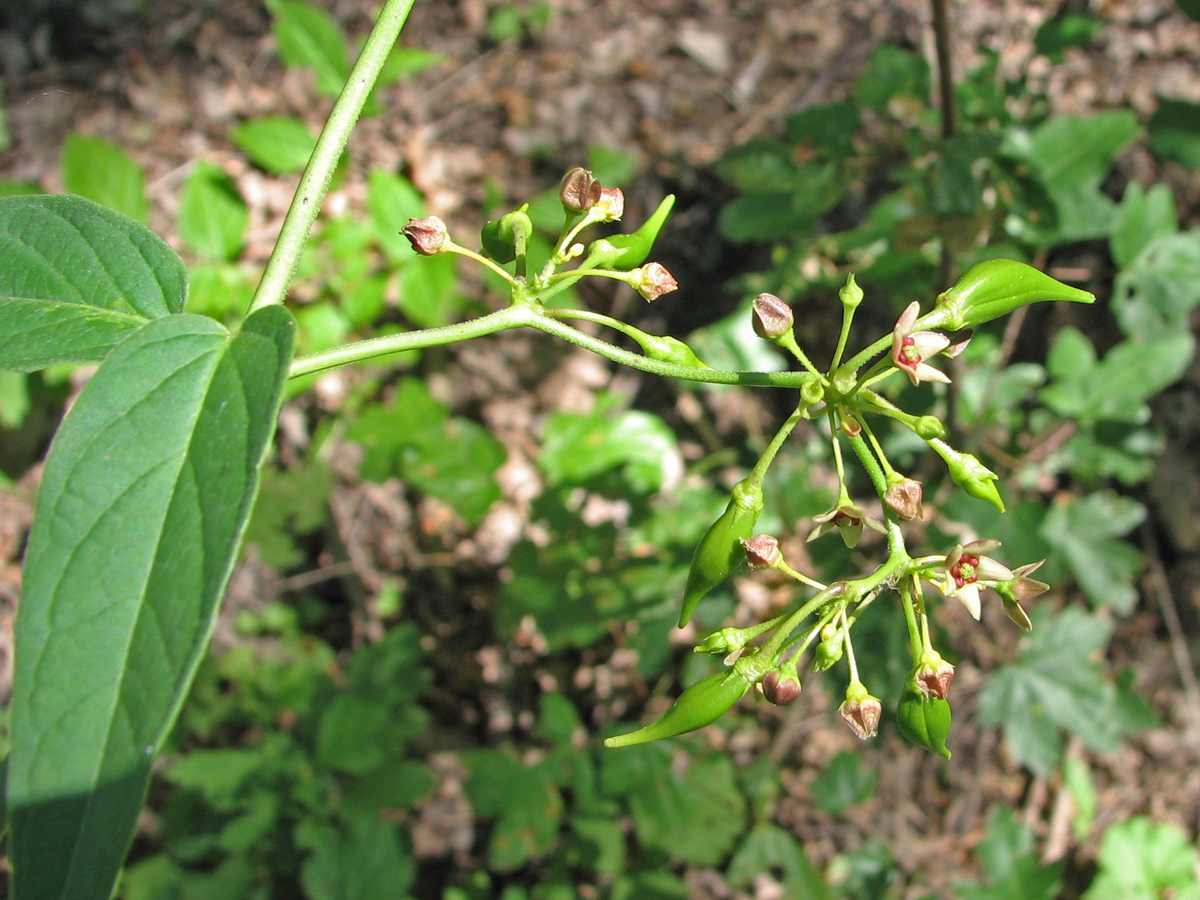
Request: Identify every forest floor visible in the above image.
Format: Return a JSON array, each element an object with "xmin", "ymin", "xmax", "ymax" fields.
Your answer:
[{"xmin": 3, "ymin": 0, "xmax": 1200, "ymax": 897}]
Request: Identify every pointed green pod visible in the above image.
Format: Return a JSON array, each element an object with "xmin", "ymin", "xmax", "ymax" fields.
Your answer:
[
  {"xmin": 678, "ymin": 479, "xmax": 764, "ymax": 628},
  {"xmin": 935, "ymin": 259, "xmax": 1094, "ymax": 331},
  {"xmin": 603, "ymin": 669, "xmax": 752, "ymax": 748},
  {"xmin": 896, "ymin": 682, "xmax": 952, "ymax": 758},
  {"xmin": 586, "ymin": 194, "xmax": 675, "ymax": 270},
  {"xmin": 638, "ymin": 334, "xmax": 711, "ymax": 369}
]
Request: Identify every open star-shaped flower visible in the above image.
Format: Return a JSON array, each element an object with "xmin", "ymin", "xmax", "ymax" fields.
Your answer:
[
  {"xmin": 891, "ymin": 301, "xmax": 952, "ymax": 386},
  {"xmin": 939, "ymin": 539, "xmax": 1014, "ymax": 619}
]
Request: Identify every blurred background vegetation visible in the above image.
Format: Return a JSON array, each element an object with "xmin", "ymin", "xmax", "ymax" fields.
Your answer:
[{"xmin": 2, "ymin": 0, "xmax": 1200, "ymax": 897}]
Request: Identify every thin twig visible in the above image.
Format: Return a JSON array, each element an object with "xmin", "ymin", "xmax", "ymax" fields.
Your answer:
[{"xmin": 1141, "ymin": 522, "xmax": 1200, "ymax": 731}]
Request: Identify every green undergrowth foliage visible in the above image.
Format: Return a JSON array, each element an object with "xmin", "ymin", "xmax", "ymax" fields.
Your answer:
[{"xmin": 2, "ymin": 2, "xmax": 1200, "ymax": 899}]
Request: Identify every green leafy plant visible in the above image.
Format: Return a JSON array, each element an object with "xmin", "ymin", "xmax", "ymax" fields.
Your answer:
[{"xmin": 1, "ymin": 2, "xmax": 1192, "ymax": 897}]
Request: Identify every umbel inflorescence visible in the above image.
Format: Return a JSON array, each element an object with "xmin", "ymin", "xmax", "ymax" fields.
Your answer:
[{"xmin": 403, "ymin": 166, "xmax": 1093, "ymax": 758}]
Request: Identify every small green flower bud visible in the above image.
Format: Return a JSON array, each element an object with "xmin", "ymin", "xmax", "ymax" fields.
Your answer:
[
  {"xmin": 914, "ymin": 416, "xmax": 945, "ymax": 440},
  {"xmin": 604, "ymin": 670, "xmax": 751, "ymax": 747},
  {"xmin": 679, "ymin": 479, "xmax": 765, "ymax": 627},
  {"xmin": 931, "ymin": 442, "xmax": 1005, "ymax": 512},
  {"xmin": 935, "ymin": 259, "xmax": 1094, "ymax": 331},
  {"xmin": 812, "ymin": 634, "xmax": 844, "ymax": 672},
  {"xmin": 637, "ymin": 334, "xmax": 710, "ymax": 369},
  {"xmin": 838, "ymin": 273, "xmax": 863, "ymax": 309},
  {"xmin": 694, "ymin": 626, "xmax": 749, "ymax": 657}
]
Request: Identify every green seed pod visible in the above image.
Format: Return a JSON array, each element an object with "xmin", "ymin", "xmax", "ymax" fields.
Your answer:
[
  {"xmin": 896, "ymin": 682, "xmax": 952, "ymax": 759},
  {"xmin": 480, "ymin": 206, "xmax": 533, "ymax": 264},
  {"xmin": 586, "ymin": 194, "xmax": 676, "ymax": 270},
  {"xmin": 678, "ymin": 479, "xmax": 764, "ymax": 628},
  {"xmin": 935, "ymin": 259, "xmax": 1094, "ymax": 331},
  {"xmin": 603, "ymin": 669, "xmax": 752, "ymax": 748},
  {"xmin": 931, "ymin": 441, "xmax": 1005, "ymax": 512}
]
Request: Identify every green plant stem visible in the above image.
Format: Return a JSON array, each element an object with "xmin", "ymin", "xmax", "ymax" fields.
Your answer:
[
  {"xmin": 290, "ymin": 306, "xmax": 534, "ymax": 377},
  {"xmin": 446, "ymin": 242, "xmax": 517, "ymax": 284},
  {"xmin": 747, "ymin": 405, "xmax": 808, "ymax": 487},
  {"xmin": 248, "ymin": 0, "xmax": 417, "ymax": 316},
  {"xmin": 290, "ymin": 304, "xmax": 818, "ymax": 386},
  {"xmin": 900, "ymin": 578, "xmax": 923, "ymax": 659},
  {"xmin": 545, "ymin": 307, "xmax": 647, "ymax": 339}
]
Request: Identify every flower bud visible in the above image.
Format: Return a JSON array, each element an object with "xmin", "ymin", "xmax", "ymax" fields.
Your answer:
[
  {"xmin": 401, "ymin": 216, "xmax": 449, "ymax": 256},
  {"xmin": 914, "ymin": 416, "xmax": 945, "ymax": 440},
  {"xmin": 935, "ymin": 259, "xmax": 1094, "ymax": 331},
  {"xmin": 752, "ymin": 293, "xmax": 794, "ymax": 341},
  {"xmin": 694, "ymin": 626, "xmax": 749, "ymax": 657},
  {"xmin": 812, "ymin": 634, "xmax": 844, "ymax": 672},
  {"xmin": 761, "ymin": 659, "xmax": 802, "ymax": 706},
  {"xmin": 741, "ymin": 534, "xmax": 781, "ymax": 570},
  {"xmin": 632, "ymin": 262, "xmax": 678, "ymax": 302},
  {"xmin": 931, "ymin": 442, "xmax": 1005, "ymax": 512},
  {"xmin": 559, "ymin": 167, "xmax": 601, "ymax": 212},
  {"xmin": 839, "ymin": 683, "xmax": 882, "ymax": 740},
  {"xmin": 638, "ymin": 334, "xmax": 709, "ymax": 369},
  {"xmin": 838, "ymin": 273, "xmax": 863, "ymax": 309},
  {"xmin": 884, "ymin": 476, "xmax": 924, "ymax": 521}
]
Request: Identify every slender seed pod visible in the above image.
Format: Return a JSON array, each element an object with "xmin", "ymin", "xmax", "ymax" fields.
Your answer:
[
  {"xmin": 896, "ymin": 680, "xmax": 952, "ymax": 758},
  {"xmin": 678, "ymin": 479, "xmax": 764, "ymax": 628},
  {"xmin": 603, "ymin": 669, "xmax": 752, "ymax": 748},
  {"xmin": 586, "ymin": 194, "xmax": 676, "ymax": 270}
]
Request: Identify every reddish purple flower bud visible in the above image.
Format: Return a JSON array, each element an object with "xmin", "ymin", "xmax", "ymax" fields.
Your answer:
[
  {"xmin": 559, "ymin": 167, "xmax": 602, "ymax": 212},
  {"xmin": 752, "ymin": 293, "xmax": 794, "ymax": 341},
  {"xmin": 741, "ymin": 534, "xmax": 781, "ymax": 570},
  {"xmin": 884, "ymin": 477, "xmax": 924, "ymax": 521},
  {"xmin": 762, "ymin": 665, "xmax": 802, "ymax": 706},
  {"xmin": 401, "ymin": 216, "xmax": 449, "ymax": 256},
  {"xmin": 839, "ymin": 684, "xmax": 882, "ymax": 740},
  {"xmin": 632, "ymin": 262, "xmax": 678, "ymax": 301}
]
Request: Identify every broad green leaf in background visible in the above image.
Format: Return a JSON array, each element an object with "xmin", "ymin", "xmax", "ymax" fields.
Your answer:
[
  {"xmin": 954, "ymin": 809, "xmax": 1062, "ymax": 900},
  {"xmin": 178, "ymin": 160, "xmax": 248, "ymax": 262},
  {"xmin": 1110, "ymin": 182, "xmax": 1177, "ymax": 269},
  {"xmin": 61, "ymin": 133, "xmax": 149, "ymax": 222},
  {"xmin": 811, "ymin": 751, "xmax": 876, "ymax": 815},
  {"xmin": 186, "ymin": 262, "xmax": 256, "ymax": 322},
  {"xmin": 1147, "ymin": 97, "xmax": 1200, "ymax": 168},
  {"xmin": 1083, "ymin": 817, "xmax": 1200, "ymax": 900},
  {"xmin": 1004, "ymin": 111, "xmax": 1140, "ymax": 242},
  {"xmin": 298, "ymin": 819, "xmax": 416, "ymax": 900},
  {"xmin": 852, "ymin": 45, "xmax": 931, "ymax": 113},
  {"xmin": 1039, "ymin": 492, "xmax": 1145, "ymax": 611},
  {"xmin": 1112, "ymin": 230, "xmax": 1200, "ymax": 340},
  {"xmin": 726, "ymin": 823, "xmax": 832, "ymax": 900},
  {"xmin": 977, "ymin": 607, "xmax": 1156, "ymax": 776},
  {"xmin": 267, "ymin": 0, "xmax": 350, "ymax": 98},
  {"xmin": 0, "ymin": 194, "xmax": 187, "ymax": 371},
  {"xmin": 464, "ymin": 751, "xmax": 565, "ymax": 871},
  {"xmin": 628, "ymin": 755, "xmax": 747, "ymax": 866},
  {"xmin": 230, "ymin": 116, "xmax": 318, "ymax": 175},
  {"xmin": 398, "ymin": 251, "xmax": 459, "ymax": 327},
  {"xmin": 8, "ymin": 305, "xmax": 295, "ymax": 900},
  {"xmin": 539, "ymin": 397, "xmax": 679, "ymax": 495},
  {"xmin": 367, "ymin": 169, "xmax": 427, "ymax": 262}
]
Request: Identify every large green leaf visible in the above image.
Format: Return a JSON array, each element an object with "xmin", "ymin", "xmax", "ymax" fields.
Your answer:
[
  {"xmin": 267, "ymin": 0, "xmax": 350, "ymax": 98},
  {"xmin": 177, "ymin": 161, "xmax": 248, "ymax": 262},
  {"xmin": 8, "ymin": 305, "xmax": 295, "ymax": 900},
  {"xmin": 0, "ymin": 194, "xmax": 187, "ymax": 372}
]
